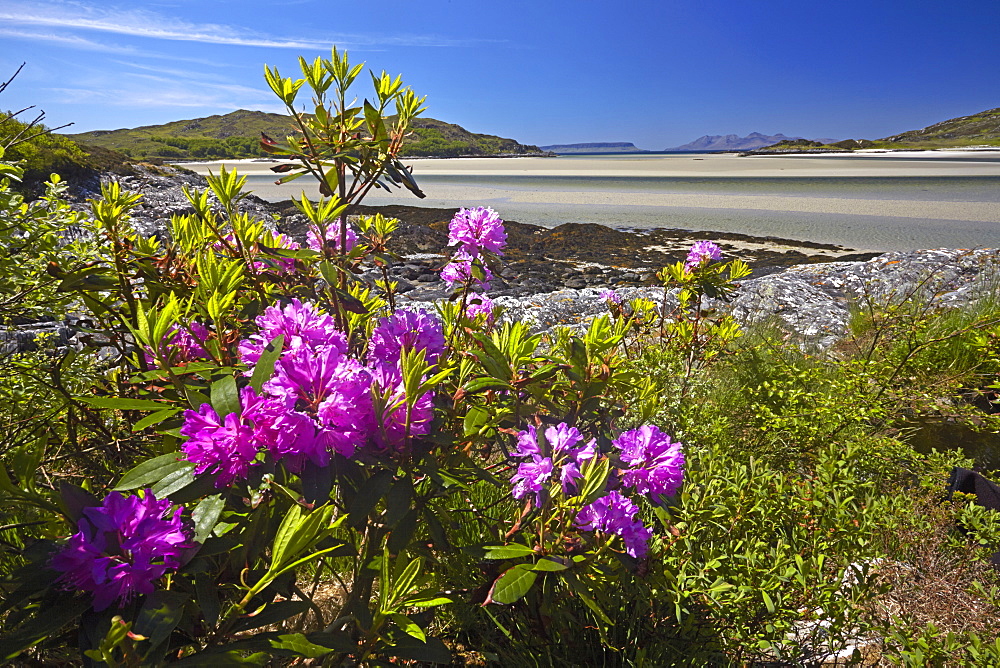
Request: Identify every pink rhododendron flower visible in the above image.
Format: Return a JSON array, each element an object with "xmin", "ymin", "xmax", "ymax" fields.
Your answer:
[
  {"xmin": 180, "ymin": 387, "xmax": 292, "ymax": 486},
  {"xmin": 447, "ymin": 206, "xmax": 506, "ymax": 258},
  {"xmin": 510, "ymin": 423, "xmax": 597, "ymax": 501},
  {"xmin": 684, "ymin": 241, "xmax": 722, "ymax": 270},
  {"xmin": 440, "ymin": 250, "xmax": 493, "ymax": 289},
  {"xmin": 599, "ymin": 289, "xmax": 622, "ymax": 304},
  {"xmin": 575, "ymin": 490, "xmax": 653, "ymax": 558},
  {"xmin": 368, "ymin": 361, "xmax": 435, "ymax": 453},
  {"xmin": 143, "ymin": 322, "xmax": 211, "ymax": 366},
  {"xmin": 50, "ymin": 491, "xmax": 194, "ymax": 611},
  {"xmin": 307, "ymin": 224, "xmax": 357, "ymax": 254},
  {"xmin": 511, "ymin": 456, "xmax": 554, "ymax": 507},
  {"xmin": 265, "ymin": 347, "xmax": 375, "ymax": 463},
  {"xmin": 464, "ymin": 294, "xmax": 495, "ymax": 322},
  {"xmin": 613, "ymin": 425, "xmax": 684, "ymax": 499},
  {"xmin": 368, "ymin": 308, "xmax": 445, "ymax": 367},
  {"xmin": 239, "ymin": 299, "xmax": 346, "ymax": 367}
]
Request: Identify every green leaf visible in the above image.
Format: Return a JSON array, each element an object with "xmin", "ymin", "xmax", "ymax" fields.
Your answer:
[
  {"xmin": 483, "ymin": 544, "xmax": 536, "ymax": 559},
  {"xmin": 300, "ymin": 463, "xmax": 333, "ymax": 506},
  {"xmin": 464, "ymin": 378, "xmax": 513, "ymax": 394},
  {"xmin": 530, "ymin": 558, "xmax": 568, "ymax": 572},
  {"xmin": 386, "ymin": 509, "xmax": 419, "ymax": 553},
  {"xmin": 402, "ymin": 595, "xmax": 453, "ymax": 608},
  {"xmin": 134, "ymin": 591, "xmax": 189, "ymax": 653},
  {"xmin": 171, "ymin": 650, "xmax": 269, "ymax": 666},
  {"xmin": 131, "ymin": 408, "xmax": 181, "ymax": 432},
  {"xmin": 232, "ymin": 601, "xmax": 311, "ymax": 633},
  {"xmin": 150, "ymin": 463, "xmax": 197, "ymax": 498},
  {"xmin": 210, "ymin": 372, "xmax": 240, "ymax": 419},
  {"xmin": 195, "ymin": 573, "xmax": 221, "ymax": 626},
  {"xmin": 489, "ymin": 564, "xmax": 537, "ymax": 605},
  {"xmin": 389, "ymin": 613, "xmax": 426, "ymax": 642},
  {"xmin": 383, "ymin": 477, "xmax": 413, "ymax": 528},
  {"xmin": 79, "ymin": 396, "xmax": 172, "ymax": 411},
  {"xmin": 463, "ymin": 405, "xmax": 491, "ymax": 438},
  {"xmin": 390, "ymin": 558, "xmax": 423, "ymax": 605},
  {"xmin": 248, "ymin": 334, "xmax": 284, "ymax": 393},
  {"xmin": 762, "ymin": 590, "xmax": 776, "ymax": 614},
  {"xmin": 332, "ymin": 286, "xmax": 368, "ymax": 314},
  {"xmin": 269, "ymin": 633, "xmax": 334, "ymax": 659},
  {"xmin": 192, "ymin": 495, "xmax": 225, "ymax": 543},
  {"xmin": 59, "ymin": 481, "xmax": 99, "ymax": 522},
  {"xmin": 115, "ymin": 452, "xmax": 190, "ymax": 491}
]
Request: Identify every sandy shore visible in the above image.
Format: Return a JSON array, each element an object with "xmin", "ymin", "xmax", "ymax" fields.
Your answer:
[
  {"xmin": 177, "ymin": 150, "xmax": 1000, "ymax": 179},
  {"xmin": 174, "ymin": 153, "xmax": 1000, "ymax": 251}
]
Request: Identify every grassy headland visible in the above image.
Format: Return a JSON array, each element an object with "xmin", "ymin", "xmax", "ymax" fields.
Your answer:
[
  {"xmin": 63, "ymin": 110, "xmax": 547, "ymax": 161},
  {"xmin": 749, "ymin": 107, "xmax": 1000, "ymax": 153}
]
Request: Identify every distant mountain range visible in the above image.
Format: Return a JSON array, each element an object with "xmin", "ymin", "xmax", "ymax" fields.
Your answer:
[
  {"xmin": 538, "ymin": 142, "xmax": 644, "ymax": 154},
  {"xmin": 667, "ymin": 133, "xmax": 827, "ymax": 152},
  {"xmin": 63, "ymin": 110, "xmax": 547, "ymax": 160}
]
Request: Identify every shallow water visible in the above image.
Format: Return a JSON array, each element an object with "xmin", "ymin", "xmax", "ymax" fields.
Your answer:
[{"xmin": 186, "ymin": 153, "xmax": 1000, "ymax": 252}]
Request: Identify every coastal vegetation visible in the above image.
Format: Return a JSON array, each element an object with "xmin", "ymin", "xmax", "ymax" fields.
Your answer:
[
  {"xmin": 2, "ymin": 52, "xmax": 1000, "ymax": 666},
  {"xmin": 753, "ymin": 107, "xmax": 1000, "ymax": 153},
  {"xmin": 64, "ymin": 110, "xmax": 546, "ymax": 162}
]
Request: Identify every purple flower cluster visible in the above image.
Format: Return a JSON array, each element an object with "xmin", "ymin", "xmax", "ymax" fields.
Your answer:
[
  {"xmin": 507, "ymin": 423, "xmax": 684, "ymax": 560},
  {"xmin": 215, "ymin": 232, "xmax": 301, "ymax": 274},
  {"xmin": 50, "ymin": 491, "xmax": 194, "ymax": 611},
  {"xmin": 599, "ymin": 289, "xmax": 622, "ymax": 305},
  {"xmin": 464, "ymin": 294, "xmax": 495, "ymax": 323},
  {"xmin": 613, "ymin": 425, "xmax": 684, "ymax": 499},
  {"xmin": 368, "ymin": 308, "xmax": 446, "ymax": 367},
  {"xmin": 576, "ymin": 491, "xmax": 653, "ymax": 559},
  {"xmin": 143, "ymin": 322, "xmax": 212, "ymax": 366},
  {"xmin": 684, "ymin": 241, "xmax": 722, "ymax": 271},
  {"xmin": 307, "ymin": 223, "xmax": 357, "ymax": 255},
  {"xmin": 447, "ymin": 206, "xmax": 506, "ymax": 258},
  {"xmin": 441, "ymin": 250, "xmax": 493, "ymax": 290},
  {"xmin": 510, "ymin": 424, "xmax": 596, "ymax": 507},
  {"xmin": 182, "ymin": 303, "xmax": 445, "ymax": 484},
  {"xmin": 441, "ymin": 207, "xmax": 506, "ymax": 292},
  {"xmin": 239, "ymin": 299, "xmax": 346, "ymax": 367}
]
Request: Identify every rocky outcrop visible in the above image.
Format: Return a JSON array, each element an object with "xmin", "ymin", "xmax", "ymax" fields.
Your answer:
[
  {"xmin": 7, "ymin": 168, "xmax": 993, "ymax": 355},
  {"xmin": 465, "ymin": 249, "xmax": 1000, "ymax": 350}
]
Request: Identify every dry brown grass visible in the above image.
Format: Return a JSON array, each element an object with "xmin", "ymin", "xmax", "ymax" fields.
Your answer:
[{"xmin": 865, "ymin": 494, "xmax": 1000, "ymax": 654}]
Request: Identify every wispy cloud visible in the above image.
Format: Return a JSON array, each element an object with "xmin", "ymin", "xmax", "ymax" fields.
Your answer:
[
  {"xmin": 47, "ymin": 84, "xmax": 285, "ymax": 113},
  {"xmin": 0, "ymin": 0, "xmax": 486, "ymax": 49},
  {"xmin": 0, "ymin": 26, "xmax": 139, "ymax": 53}
]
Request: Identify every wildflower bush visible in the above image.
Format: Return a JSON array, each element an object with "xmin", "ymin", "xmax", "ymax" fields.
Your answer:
[
  {"xmin": 3, "ymin": 52, "xmax": 1000, "ymax": 667},
  {"xmin": 0, "ymin": 51, "xmax": 681, "ymax": 665}
]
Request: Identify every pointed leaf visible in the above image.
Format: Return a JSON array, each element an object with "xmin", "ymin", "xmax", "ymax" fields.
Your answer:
[
  {"xmin": 489, "ymin": 564, "xmax": 537, "ymax": 605},
  {"xmin": 115, "ymin": 452, "xmax": 189, "ymax": 491}
]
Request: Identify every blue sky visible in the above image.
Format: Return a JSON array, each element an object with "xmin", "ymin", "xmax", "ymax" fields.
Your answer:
[{"xmin": 2, "ymin": 0, "xmax": 998, "ymax": 148}]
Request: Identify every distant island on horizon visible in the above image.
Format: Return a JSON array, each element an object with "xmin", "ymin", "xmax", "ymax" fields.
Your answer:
[{"xmin": 540, "ymin": 133, "xmax": 841, "ymax": 154}]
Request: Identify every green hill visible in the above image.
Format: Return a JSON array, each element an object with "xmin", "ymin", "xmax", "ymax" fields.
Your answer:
[
  {"xmin": 880, "ymin": 108, "xmax": 1000, "ymax": 147},
  {"xmin": 63, "ymin": 110, "xmax": 546, "ymax": 160},
  {"xmin": 750, "ymin": 107, "xmax": 1000, "ymax": 153}
]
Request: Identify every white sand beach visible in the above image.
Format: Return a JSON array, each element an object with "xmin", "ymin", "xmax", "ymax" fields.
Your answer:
[{"xmin": 175, "ymin": 152, "xmax": 1000, "ymax": 251}]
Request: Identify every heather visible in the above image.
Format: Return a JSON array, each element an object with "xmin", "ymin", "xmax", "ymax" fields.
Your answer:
[{"xmin": 2, "ymin": 53, "xmax": 1000, "ymax": 667}]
